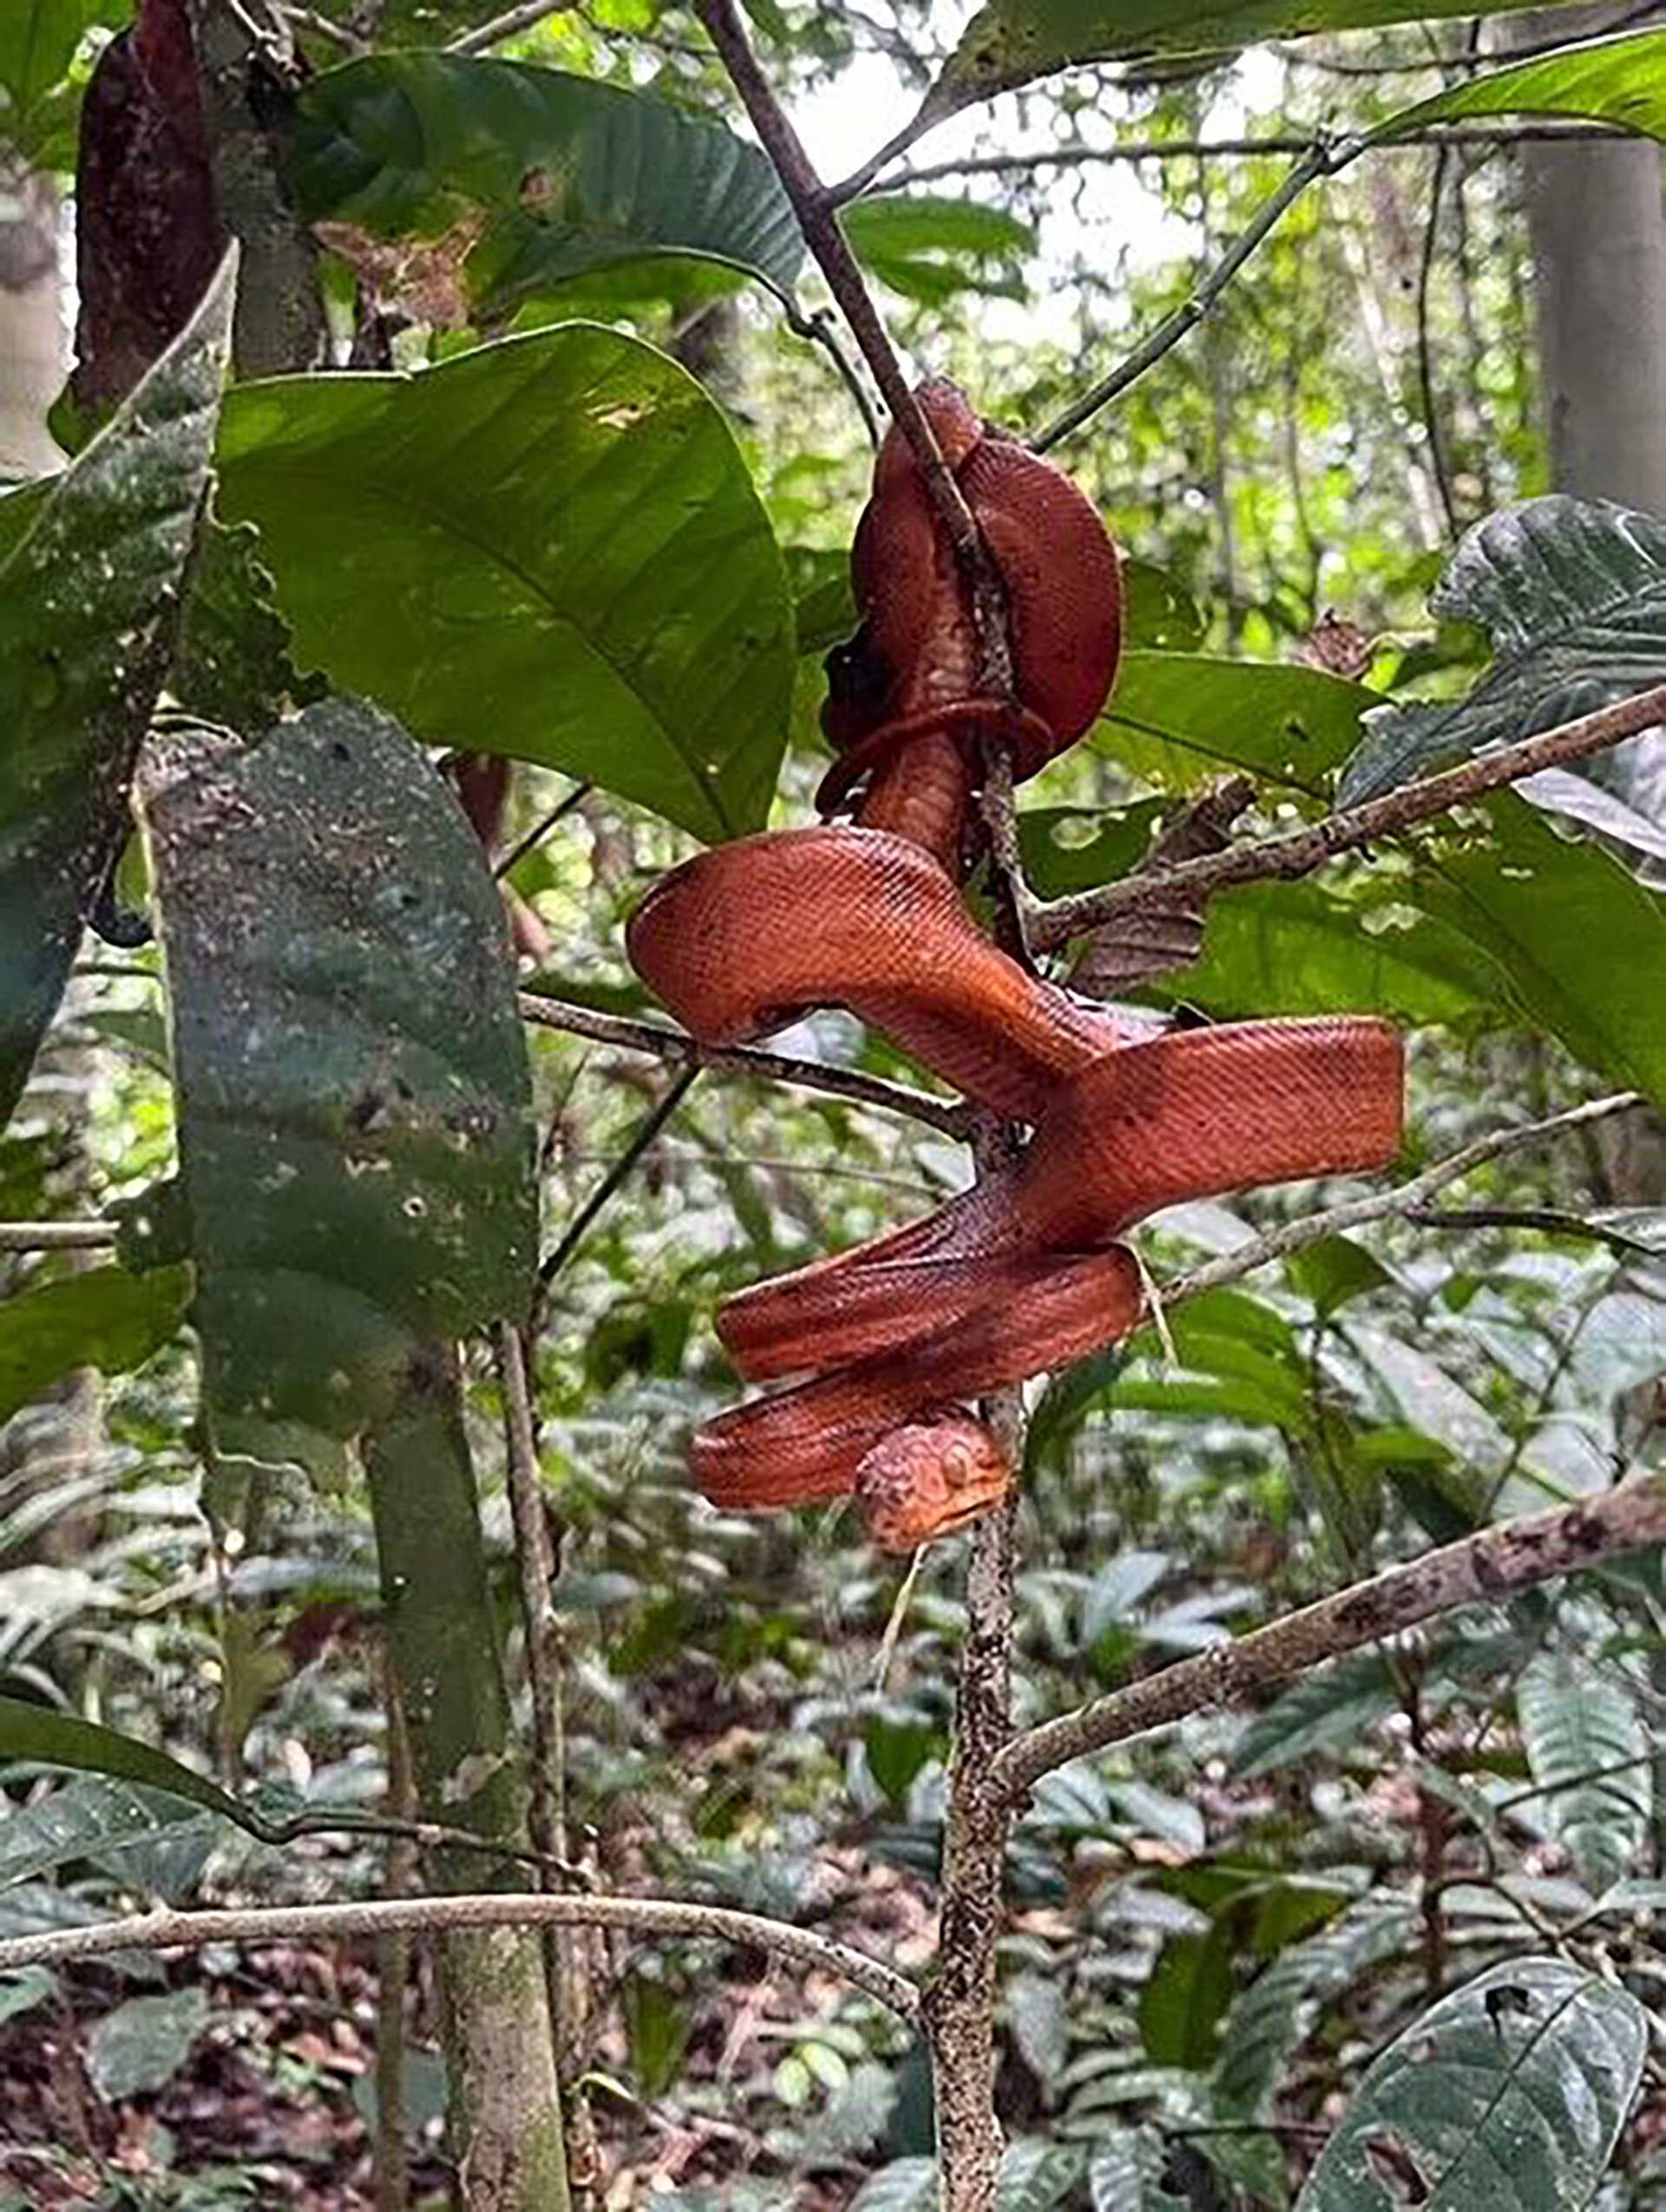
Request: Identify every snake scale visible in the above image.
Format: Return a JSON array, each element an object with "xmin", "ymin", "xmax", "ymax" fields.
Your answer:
[{"xmin": 629, "ymin": 383, "xmax": 1404, "ymax": 1550}]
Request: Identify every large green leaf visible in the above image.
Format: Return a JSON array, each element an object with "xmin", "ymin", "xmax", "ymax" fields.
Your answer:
[
  {"xmin": 138, "ymin": 697, "xmax": 537, "ymax": 1476},
  {"xmin": 0, "ymin": 1263, "xmax": 193, "ymax": 1425},
  {"xmin": 1091, "ymin": 653, "xmax": 1374, "ymax": 798},
  {"xmin": 1295, "ymin": 1958, "xmax": 1646, "ymax": 2209},
  {"xmin": 0, "ymin": 252, "xmax": 233, "ymax": 1127},
  {"xmin": 1413, "ymin": 796, "xmax": 1666, "ymax": 1107},
  {"xmin": 217, "ymin": 326, "xmax": 794, "ymax": 842},
  {"xmin": 287, "ymin": 55, "xmax": 803, "ymax": 311},
  {"xmin": 1139, "ymin": 1927, "xmax": 1235, "ymax": 2069},
  {"xmin": 1374, "ymin": 26, "xmax": 1666, "ymax": 147},
  {"xmin": 1170, "ymin": 878, "xmax": 1505, "ymax": 1029},
  {"xmin": 1339, "ymin": 499, "xmax": 1666, "ymax": 806},
  {"xmin": 921, "ymin": 0, "xmax": 1545, "ymax": 121},
  {"xmin": 87, "ymin": 1986, "xmax": 209, "ymax": 2102},
  {"xmin": 1517, "ymin": 1653, "xmax": 1650, "ymax": 1896}
]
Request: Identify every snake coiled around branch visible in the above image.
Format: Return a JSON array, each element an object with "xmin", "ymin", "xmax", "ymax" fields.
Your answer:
[{"xmin": 629, "ymin": 383, "xmax": 1403, "ymax": 1550}]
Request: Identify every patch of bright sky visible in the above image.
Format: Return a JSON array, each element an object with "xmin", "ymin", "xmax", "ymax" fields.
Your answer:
[{"xmin": 795, "ymin": 8, "xmax": 1289, "ymax": 351}]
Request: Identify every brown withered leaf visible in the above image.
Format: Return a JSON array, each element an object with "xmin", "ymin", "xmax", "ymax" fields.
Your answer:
[
  {"xmin": 312, "ymin": 217, "xmax": 482, "ymax": 331},
  {"xmin": 1069, "ymin": 775, "xmax": 1255, "ymax": 997},
  {"xmin": 1295, "ymin": 608, "xmax": 1374, "ymax": 681}
]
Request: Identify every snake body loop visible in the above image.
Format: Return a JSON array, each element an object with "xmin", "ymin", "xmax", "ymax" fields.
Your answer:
[{"xmin": 628, "ymin": 383, "xmax": 1404, "ymax": 1550}]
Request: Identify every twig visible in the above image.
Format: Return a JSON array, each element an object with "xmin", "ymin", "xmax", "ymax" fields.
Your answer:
[
  {"xmin": 1406, "ymin": 1206, "xmax": 1665, "ymax": 1263},
  {"xmin": 445, "ymin": 0, "xmax": 567, "ymax": 51},
  {"xmin": 996, "ymin": 1477, "xmax": 1666, "ymax": 1796},
  {"xmin": 919, "ymin": 1116, "xmax": 1027, "ymax": 2207},
  {"xmin": 537, "ymin": 1068, "xmax": 699, "ymax": 1290},
  {"xmin": 1155, "ymin": 1091, "xmax": 1643, "ymax": 1315},
  {"xmin": 495, "ymin": 781, "xmax": 592, "ymax": 881},
  {"xmin": 494, "ymin": 1324, "xmax": 566, "ymax": 1875},
  {"xmin": 1030, "ymin": 680, "xmax": 1666, "ymax": 951},
  {"xmin": 0, "ymin": 1892, "xmax": 922, "ymax": 2023},
  {"xmin": 518, "ymin": 992, "xmax": 974, "ymax": 1139},
  {"xmin": 869, "ymin": 125, "xmax": 1625, "ymax": 193},
  {"xmin": 783, "ymin": 302, "xmax": 882, "ymax": 448},
  {"xmin": 692, "ymin": 0, "xmax": 1015, "ymax": 704},
  {"xmin": 1032, "ymin": 144, "xmax": 1342, "ymax": 452},
  {"xmin": 276, "ymin": 3, "xmax": 361, "ymax": 49},
  {"xmin": 0, "ymin": 1221, "xmax": 117, "ymax": 1251}
]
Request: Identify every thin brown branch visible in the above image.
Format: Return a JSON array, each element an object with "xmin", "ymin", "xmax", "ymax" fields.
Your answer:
[
  {"xmin": 1032, "ymin": 143, "xmax": 1341, "ymax": 453},
  {"xmin": 518, "ymin": 992, "xmax": 974, "ymax": 1139},
  {"xmin": 1154, "ymin": 1091, "xmax": 1642, "ymax": 1314},
  {"xmin": 537, "ymin": 1065, "xmax": 699, "ymax": 1290},
  {"xmin": 996, "ymin": 1477, "xmax": 1666, "ymax": 1796},
  {"xmin": 1030, "ymin": 680, "xmax": 1666, "ymax": 951},
  {"xmin": 692, "ymin": 0, "xmax": 1014, "ymax": 704},
  {"xmin": 1405, "ymin": 1205, "xmax": 1664, "ymax": 1262},
  {"xmin": 0, "ymin": 1221, "xmax": 118, "ymax": 1251},
  {"xmin": 494, "ymin": 1324, "xmax": 565, "ymax": 1874},
  {"xmin": 871, "ymin": 124, "xmax": 1626, "ymax": 193},
  {"xmin": 446, "ymin": 0, "xmax": 567, "ymax": 51},
  {"xmin": 0, "ymin": 1893, "xmax": 921, "ymax": 2023}
]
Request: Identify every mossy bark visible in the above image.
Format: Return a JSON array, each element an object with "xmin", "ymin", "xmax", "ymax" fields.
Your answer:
[{"xmin": 364, "ymin": 1345, "xmax": 570, "ymax": 2212}]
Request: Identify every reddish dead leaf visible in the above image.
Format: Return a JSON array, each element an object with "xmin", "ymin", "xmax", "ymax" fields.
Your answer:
[
  {"xmin": 1295, "ymin": 609, "xmax": 1374, "ymax": 681},
  {"xmin": 312, "ymin": 217, "xmax": 481, "ymax": 330},
  {"xmin": 71, "ymin": 0, "xmax": 226, "ymax": 409},
  {"xmin": 1070, "ymin": 775, "xmax": 1256, "ymax": 996}
]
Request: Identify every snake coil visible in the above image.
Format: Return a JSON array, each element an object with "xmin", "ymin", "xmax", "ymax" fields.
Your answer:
[{"xmin": 629, "ymin": 383, "xmax": 1403, "ymax": 1550}]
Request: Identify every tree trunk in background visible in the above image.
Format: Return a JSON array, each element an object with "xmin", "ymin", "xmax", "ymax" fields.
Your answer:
[
  {"xmin": 1512, "ymin": 3, "xmax": 1666, "ymax": 1201},
  {"xmin": 0, "ymin": 157, "xmax": 67, "ymax": 479}
]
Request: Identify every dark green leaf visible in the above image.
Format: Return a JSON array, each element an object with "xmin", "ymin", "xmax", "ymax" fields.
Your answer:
[
  {"xmin": 86, "ymin": 1986, "xmax": 209, "ymax": 2102},
  {"xmin": 0, "ymin": 251, "xmax": 233, "ymax": 1126},
  {"xmin": 1020, "ymin": 802, "xmax": 1165, "ymax": 900},
  {"xmin": 850, "ymin": 2162, "xmax": 938, "ymax": 2212},
  {"xmin": 864, "ymin": 1718, "xmax": 940, "ymax": 1810},
  {"xmin": 0, "ymin": 1263, "xmax": 192, "ymax": 1425},
  {"xmin": 1374, "ymin": 27, "xmax": 1666, "ymax": 149},
  {"xmin": 287, "ymin": 56, "xmax": 803, "ymax": 311},
  {"xmin": 139, "ymin": 698, "xmax": 536, "ymax": 1475},
  {"xmin": 0, "ymin": 1697, "xmax": 243, "ymax": 1823},
  {"xmin": 1094, "ymin": 653, "xmax": 1373, "ymax": 798},
  {"xmin": 1294, "ymin": 1958, "xmax": 1646, "ymax": 2209},
  {"xmin": 1286, "ymin": 1237, "xmax": 1393, "ymax": 1319},
  {"xmin": 1230, "ymin": 1651, "xmax": 1399, "ymax": 1778},
  {"xmin": 1007, "ymin": 1970, "xmax": 1069, "ymax": 2090},
  {"xmin": 170, "ymin": 515, "xmax": 323, "ymax": 731},
  {"xmin": 1413, "ymin": 796, "xmax": 1666, "ymax": 1106},
  {"xmin": 0, "ymin": 1776, "xmax": 211, "ymax": 1891},
  {"xmin": 1171, "ymin": 878, "xmax": 1505, "ymax": 1030},
  {"xmin": 1087, "ymin": 2128, "xmax": 1191, "ymax": 2209},
  {"xmin": 1215, "ymin": 1893, "xmax": 1417, "ymax": 2117},
  {"xmin": 1138, "ymin": 1927, "xmax": 1234, "ymax": 2069},
  {"xmin": 1339, "ymin": 499, "xmax": 1666, "ymax": 806},
  {"xmin": 1517, "ymin": 1653, "xmax": 1650, "ymax": 1895},
  {"xmin": 997, "ymin": 2140, "xmax": 1084, "ymax": 2209},
  {"xmin": 0, "ymin": 1968, "xmax": 55, "ymax": 2027},
  {"xmin": 218, "ymin": 326, "xmax": 794, "ymax": 841}
]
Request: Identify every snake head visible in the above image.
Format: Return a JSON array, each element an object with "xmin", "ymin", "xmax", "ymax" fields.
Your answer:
[{"xmin": 854, "ymin": 1411, "xmax": 1013, "ymax": 1553}]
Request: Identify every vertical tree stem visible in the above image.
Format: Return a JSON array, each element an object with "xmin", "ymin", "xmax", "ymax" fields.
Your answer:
[{"xmin": 364, "ymin": 1347, "xmax": 570, "ymax": 2212}]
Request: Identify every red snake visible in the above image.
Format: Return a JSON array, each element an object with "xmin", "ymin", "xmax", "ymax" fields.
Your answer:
[{"xmin": 628, "ymin": 383, "xmax": 1403, "ymax": 1551}]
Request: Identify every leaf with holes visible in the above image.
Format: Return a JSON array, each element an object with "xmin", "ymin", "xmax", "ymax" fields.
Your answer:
[
  {"xmin": 1295, "ymin": 1958, "xmax": 1646, "ymax": 2209},
  {"xmin": 1339, "ymin": 500, "xmax": 1666, "ymax": 806},
  {"xmin": 1517, "ymin": 1652, "xmax": 1650, "ymax": 1895},
  {"xmin": 287, "ymin": 56, "xmax": 803, "ymax": 314},
  {"xmin": 217, "ymin": 326, "xmax": 794, "ymax": 842},
  {"xmin": 0, "ymin": 250, "xmax": 232, "ymax": 1126},
  {"xmin": 139, "ymin": 699, "xmax": 536, "ymax": 1476}
]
